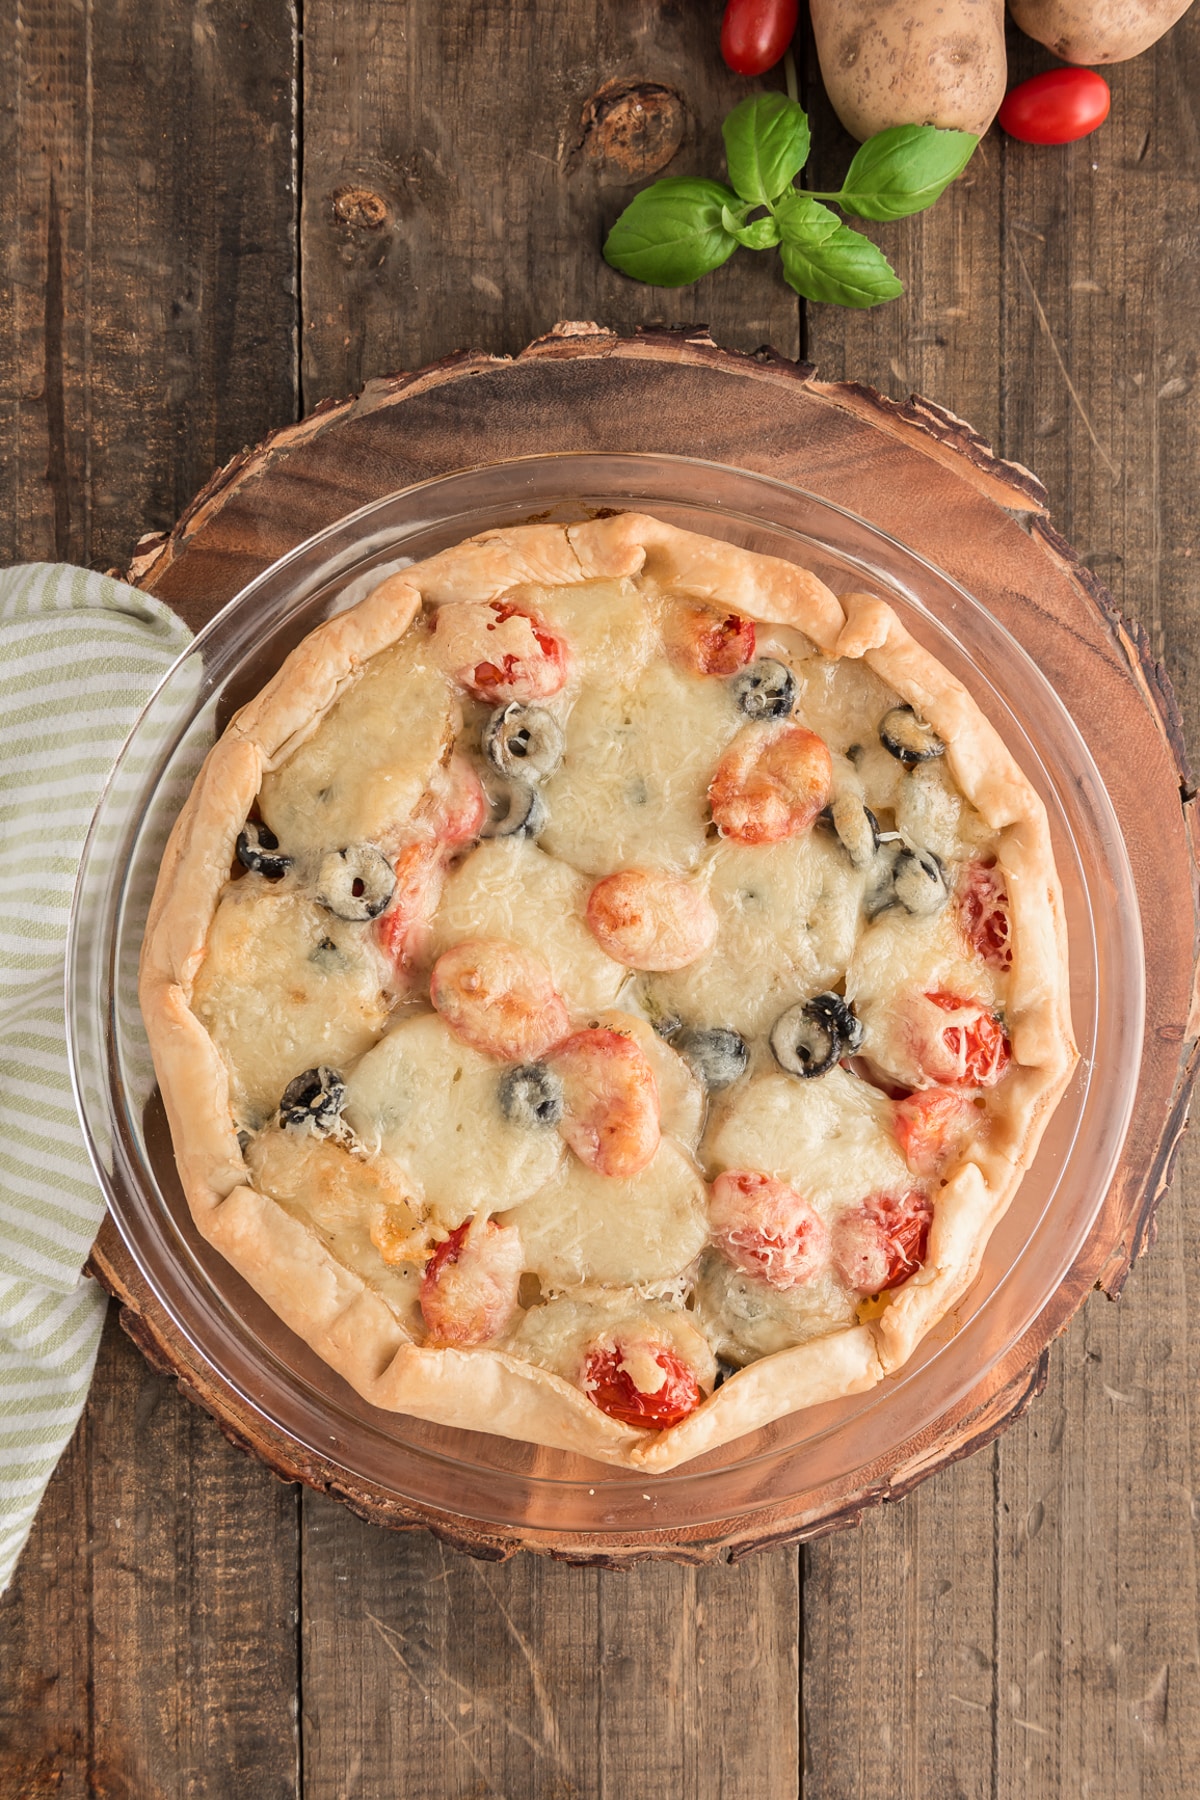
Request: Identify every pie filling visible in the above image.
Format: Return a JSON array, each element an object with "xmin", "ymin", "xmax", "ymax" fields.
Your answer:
[{"xmin": 191, "ymin": 570, "xmax": 1020, "ymax": 1434}]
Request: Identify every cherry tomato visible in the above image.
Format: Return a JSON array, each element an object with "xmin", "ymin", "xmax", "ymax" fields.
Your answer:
[
  {"xmin": 582, "ymin": 1341, "xmax": 703, "ymax": 1429},
  {"xmin": 721, "ymin": 0, "xmax": 799, "ymax": 77},
  {"xmin": 832, "ymin": 1191, "xmax": 933, "ymax": 1296},
  {"xmin": 420, "ymin": 1218, "xmax": 523, "ymax": 1346},
  {"xmin": 925, "ymin": 991, "xmax": 1011, "ymax": 1089},
  {"xmin": 709, "ymin": 1169, "xmax": 829, "ymax": 1289},
  {"xmin": 893, "ymin": 1088, "xmax": 975, "ymax": 1178},
  {"xmin": 376, "ymin": 839, "xmax": 446, "ymax": 974},
  {"xmin": 666, "ymin": 603, "xmax": 757, "ymax": 677},
  {"xmin": 998, "ymin": 69, "xmax": 1111, "ymax": 146},
  {"xmin": 958, "ymin": 858, "xmax": 1012, "ymax": 972}
]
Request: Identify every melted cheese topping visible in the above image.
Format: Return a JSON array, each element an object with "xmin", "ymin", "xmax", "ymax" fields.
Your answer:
[
  {"xmin": 199, "ymin": 567, "xmax": 1014, "ymax": 1396},
  {"xmin": 644, "ymin": 833, "xmax": 865, "ymax": 1040},
  {"xmin": 538, "ymin": 660, "xmax": 743, "ymax": 875},
  {"xmin": 192, "ymin": 880, "xmax": 393, "ymax": 1128},
  {"xmin": 258, "ymin": 633, "xmax": 459, "ymax": 856},
  {"xmin": 706, "ymin": 1066, "xmax": 911, "ymax": 1222},
  {"xmin": 430, "ymin": 838, "xmax": 625, "ymax": 1013},
  {"xmin": 343, "ymin": 1013, "xmax": 564, "ymax": 1227},
  {"xmin": 510, "ymin": 1141, "xmax": 708, "ymax": 1287}
]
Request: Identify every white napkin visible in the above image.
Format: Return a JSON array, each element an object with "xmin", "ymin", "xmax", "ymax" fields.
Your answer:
[{"xmin": 0, "ymin": 563, "xmax": 191, "ymax": 1591}]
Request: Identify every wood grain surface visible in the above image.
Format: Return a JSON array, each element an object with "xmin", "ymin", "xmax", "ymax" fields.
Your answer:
[{"xmin": 2, "ymin": 6, "xmax": 1199, "ymax": 1799}]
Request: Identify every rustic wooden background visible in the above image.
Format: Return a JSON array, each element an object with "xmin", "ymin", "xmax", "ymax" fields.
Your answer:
[{"xmin": 2, "ymin": 2, "xmax": 1198, "ymax": 1795}]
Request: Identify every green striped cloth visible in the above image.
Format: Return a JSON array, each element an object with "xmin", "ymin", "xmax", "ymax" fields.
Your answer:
[{"xmin": 0, "ymin": 563, "xmax": 190, "ymax": 1591}]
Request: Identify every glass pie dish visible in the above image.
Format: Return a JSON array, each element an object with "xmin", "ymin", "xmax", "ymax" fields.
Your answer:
[{"xmin": 67, "ymin": 453, "xmax": 1144, "ymax": 1542}]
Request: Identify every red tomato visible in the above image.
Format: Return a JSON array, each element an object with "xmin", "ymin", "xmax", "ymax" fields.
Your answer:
[
  {"xmin": 376, "ymin": 839, "xmax": 445, "ymax": 974},
  {"xmin": 894, "ymin": 1088, "xmax": 975, "ymax": 1177},
  {"xmin": 582, "ymin": 1341, "xmax": 703, "ymax": 1429},
  {"xmin": 998, "ymin": 69, "xmax": 1111, "ymax": 146},
  {"xmin": 709, "ymin": 1169, "xmax": 829, "ymax": 1289},
  {"xmin": 721, "ymin": 0, "xmax": 799, "ymax": 77},
  {"xmin": 958, "ymin": 858, "xmax": 1012, "ymax": 972},
  {"xmin": 925, "ymin": 991, "xmax": 1011, "ymax": 1089},
  {"xmin": 420, "ymin": 1219, "xmax": 523, "ymax": 1346},
  {"xmin": 832, "ymin": 1191, "xmax": 933, "ymax": 1296},
  {"xmin": 667, "ymin": 605, "xmax": 756, "ymax": 676}
]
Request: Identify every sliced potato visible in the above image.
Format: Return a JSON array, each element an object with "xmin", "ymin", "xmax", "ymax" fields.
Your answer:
[
  {"xmin": 511, "ymin": 1140, "xmax": 708, "ymax": 1288},
  {"xmin": 192, "ymin": 880, "xmax": 393, "ymax": 1129},
  {"xmin": 343, "ymin": 1012, "xmax": 564, "ymax": 1228},
  {"xmin": 258, "ymin": 631, "xmax": 458, "ymax": 857}
]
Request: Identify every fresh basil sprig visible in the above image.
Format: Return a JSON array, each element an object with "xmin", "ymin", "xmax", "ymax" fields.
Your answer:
[{"xmin": 602, "ymin": 95, "xmax": 977, "ymax": 309}]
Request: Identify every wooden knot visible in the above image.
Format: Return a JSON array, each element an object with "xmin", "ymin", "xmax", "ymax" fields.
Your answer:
[
  {"xmin": 332, "ymin": 186, "xmax": 389, "ymax": 230},
  {"xmin": 578, "ymin": 80, "xmax": 687, "ymax": 179}
]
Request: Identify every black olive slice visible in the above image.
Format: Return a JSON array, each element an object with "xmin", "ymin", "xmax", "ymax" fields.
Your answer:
[
  {"xmin": 483, "ymin": 702, "xmax": 564, "ymax": 782},
  {"xmin": 236, "ymin": 820, "xmax": 292, "ymax": 880},
  {"xmin": 315, "ymin": 844, "xmax": 396, "ymax": 920},
  {"xmin": 769, "ymin": 999, "xmax": 841, "ymax": 1079},
  {"xmin": 480, "ymin": 778, "xmax": 548, "ymax": 839},
  {"xmin": 731, "ymin": 657, "xmax": 796, "ymax": 720},
  {"xmin": 804, "ymin": 991, "xmax": 864, "ymax": 1054},
  {"xmin": 892, "ymin": 846, "xmax": 949, "ymax": 917},
  {"xmin": 673, "ymin": 1026, "xmax": 749, "ymax": 1091},
  {"xmin": 279, "ymin": 1066, "xmax": 346, "ymax": 1133},
  {"xmin": 498, "ymin": 1063, "xmax": 564, "ymax": 1128},
  {"xmin": 879, "ymin": 704, "xmax": 945, "ymax": 767}
]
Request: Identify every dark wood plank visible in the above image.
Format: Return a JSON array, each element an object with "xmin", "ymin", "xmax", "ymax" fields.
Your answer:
[
  {"xmin": 0, "ymin": 0, "xmax": 298, "ymax": 573},
  {"xmin": 0, "ymin": 0, "xmax": 302, "ymax": 1792},
  {"xmin": 299, "ymin": 0, "xmax": 801, "ymax": 407},
  {"xmin": 86, "ymin": 1317, "xmax": 300, "ymax": 1800},
  {"xmin": 301, "ymin": 1500, "xmax": 799, "ymax": 1800},
  {"xmin": 992, "ymin": 21, "xmax": 1200, "ymax": 1795}
]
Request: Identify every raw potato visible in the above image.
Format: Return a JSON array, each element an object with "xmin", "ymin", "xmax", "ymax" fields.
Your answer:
[
  {"xmin": 1007, "ymin": 0, "xmax": 1193, "ymax": 63},
  {"xmin": 810, "ymin": 0, "xmax": 1007, "ymax": 141}
]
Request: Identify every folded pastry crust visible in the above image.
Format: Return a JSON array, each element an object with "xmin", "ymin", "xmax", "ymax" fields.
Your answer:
[{"xmin": 139, "ymin": 515, "xmax": 1078, "ymax": 1471}]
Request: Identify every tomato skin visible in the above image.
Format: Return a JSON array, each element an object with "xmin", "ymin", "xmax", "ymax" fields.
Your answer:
[
  {"xmin": 958, "ymin": 858, "xmax": 1012, "ymax": 972},
  {"xmin": 925, "ymin": 990, "xmax": 1011, "ymax": 1089},
  {"xmin": 420, "ymin": 1219, "xmax": 523, "ymax": 1347},
  {"xmin": 998, "ymin": 69, "xmax": 1111, "ymax": 146},
  {"xmin": 832, "ymin": 1190, "xmax": 933, "ymax": 1296},
  {"xmin": 709, "ymin": 1169, "xmax": 829, "ymax": 1290},
  {"xmin": 721, "ymin": 0, "xmax": 799, "ymax": 77},
  {"xmin": 582, "ymin": 1341, "xmax": 703, "ymax": 1429},
  {"xmin": 894, "ymin": 1088, "xmax": 975, "ymax": 1177}
]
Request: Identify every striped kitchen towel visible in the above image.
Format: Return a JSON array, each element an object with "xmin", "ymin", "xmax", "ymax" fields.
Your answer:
[{"xmin": 0, "ymin": 563, "xmax": 191, "ymax": 1592}]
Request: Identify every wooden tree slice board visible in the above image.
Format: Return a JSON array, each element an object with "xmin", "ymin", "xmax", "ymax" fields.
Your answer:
[{"xmin": 89, "ymin": 324, "xmax": 1200, "ymax": 1565}]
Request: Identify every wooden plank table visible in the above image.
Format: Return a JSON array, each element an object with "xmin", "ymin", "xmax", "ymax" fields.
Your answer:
[{"xmin": 1, "ymin": 4, "xmax": 1197, "ymax": 1793}]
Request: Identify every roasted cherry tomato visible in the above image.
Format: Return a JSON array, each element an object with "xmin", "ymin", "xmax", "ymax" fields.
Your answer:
[
  {"xmin": 958, "ymin": 858, "xmax": 1012, "ymax": 971},
  {"xmin": 832, "ymin": 1190, "xmax": 933, "ymax": 1296},
  {"xmin": 925, "ymin": 991, "xmax": 1011, "ymax": 1089},
  {"xmin": 420, "ymin": 1218, "xmax": 523, "ymax": 1347},
  {"xmin": 998, "ymin": 69, "xmax": 1111, "ymax": 146},
  {"xmin": 582, "ymin": 1341, "xmax": 703, "ymax": 1429},
  {"xmin": 709, "ymin": 1169, "xmax": 829, "ymax": 1289},
  {"xmin": 893, "ymin": 1088, "xmax": 975, "ymax": 1177},
  {"xmin": 720, "ymin": 0, "xmax": 799, "ymax": 77}
]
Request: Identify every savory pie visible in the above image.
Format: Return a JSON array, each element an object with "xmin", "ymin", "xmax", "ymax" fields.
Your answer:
[{"xmin": 139, "ymin": 514, "xmax": 1077, "ymax": 1471}]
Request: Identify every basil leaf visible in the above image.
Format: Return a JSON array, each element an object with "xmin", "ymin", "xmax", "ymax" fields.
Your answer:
[
  {"xmin": 721, "ymin": 203, "xmax": 781, "ymax": 251},
  {"xmin": 603, "ymin": 178, "xmax": 741, "ymax": 287},
  {"xmin": 775, "ymin": 191, "xmax": 903, "ymax": 308},
  {"xmin": 722, "ymin": 93, "xmax": 811, "ymax": 208},
  {"xmin": 835, "ymin": 125, "xmax": 978, "ymax": 222}
]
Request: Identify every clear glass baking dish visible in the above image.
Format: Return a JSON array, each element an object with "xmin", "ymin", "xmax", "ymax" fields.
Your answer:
[{"xmin": 67, "ymin": 453, "xmax": 1144, "ymax": 1539}]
